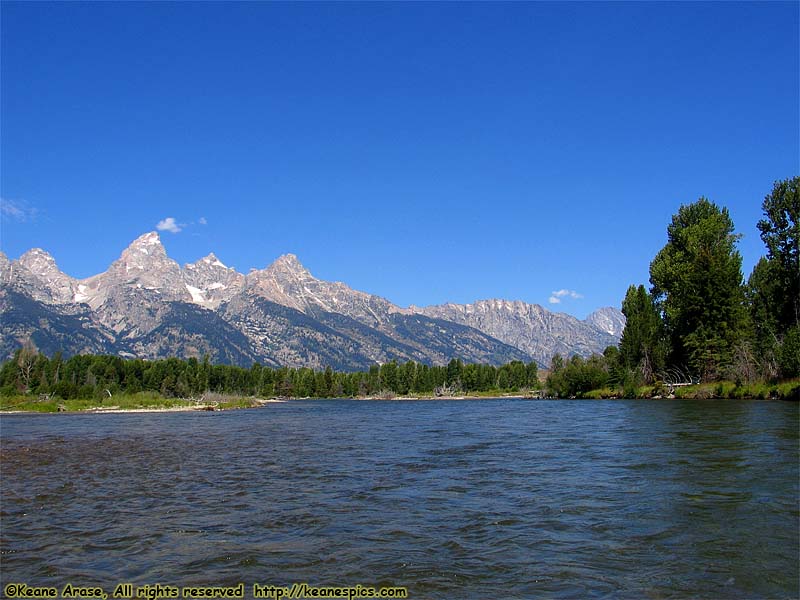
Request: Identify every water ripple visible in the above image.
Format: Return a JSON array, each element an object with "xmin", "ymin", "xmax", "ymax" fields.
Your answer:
[{"xmin": 1, "ymin": 399, "xmax": 798, "ymax": 599}]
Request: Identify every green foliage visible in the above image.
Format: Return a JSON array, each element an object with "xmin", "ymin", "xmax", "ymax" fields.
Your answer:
[
  {"xmin": 602, "ymin": 345, "xmax": 622, "ymax": 382},
  {"xmin": 446, "ymin": 358, "xmax": 463, "ymax": 386},
  {"xmin": 635, "ymin": 385, "xmax": 659, "ymax": 399},
  {"xmin": 649, "ymin": 198, "xmax": 747, "ymax": 380},
  {"xmin": 757, "ymin": 176, "xmax": 799, "ymax": 333},
  {"xmin": 546, "ymin": 353, "xmax": 610, "ymax": 398},
  {"xmin": 672, "ymin": 384, "xmax": 716, "ymax": 400},
  {"xmin": 0, "ymin": 391, "xmax": 200, "ymax": 413},
  {"xmin": 582, "ymin": 387, "xmax": 619, "ymax": 399},
  {"xmin": 746, "ymin": 257, "xmax": 781, "ymax": 376},
  {"xmin": 778, "ymin": 326, "xmax": 800, "ymax": 378},
  {"xmin": 667, "ymin": 380, "xmax": 799, "ymax": 401},
  {"xmin": 0, "ymin": 350, "xmax": 545, "ymax": 404},
  {"xmin": 619, "ymin": 285, "xmax": 666, "ymax": 382},
  {"xmin": 774, "ymin": 379, "xmax": 800, "ymax": 401},
  {"xmin": 748, "ymin": 177, "xmax": 800, "ymax": 379}
]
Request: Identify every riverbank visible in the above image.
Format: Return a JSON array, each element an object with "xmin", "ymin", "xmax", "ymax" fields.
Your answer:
[
  {"xmin": 2, "ymin": 382, "xmax": 797, "ymax": 414},
  {"xmin": 581, "ymin": 379, "xmax": 800, "ymax": 401},
  {"xmin": 0, "ymin": 393, "xmax": 288, "ymax": 414}
]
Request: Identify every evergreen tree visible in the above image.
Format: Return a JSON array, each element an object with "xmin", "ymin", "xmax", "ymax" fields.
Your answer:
[
  {"xmin": 618, "ymin": 285, "xmax": 665, "ymax": 382},
  {"xmin": 749, "ymin": 176, "xmax": 799, "ymax": 377},
  {"xmin": 446, "ymin": 358, "xmax": 463, "ymax": 386},
  {"xmin": 324, "ymin": 366, "xmax": 334, "ymax": 397},
  {"xmin": 746, "ymin": 257, "xmax": 781, "ymax": 377},
  {"xmin": 649, "ymin": 198, "xmax": 746, "ymax": 380},
  {"xmin": 525, "ymin": 361, "xmax": 539, "ymax": 388},
  {"xmin": 602, "ymin": 346, "xmax": 624, "ymax": 387},
  {"xmin": 461, "ymin": 363, "xmax": 478, "ymax": 392},
  {"xmin": 379, "ymin": 361, "xmax": 398, "ymax": 392},
  {"xmin": 398, "ymin": 361, "xmax": 416, "ymax": 395},
  {"xmin": 757, "ymin": 176, "xmax": 799, "ymax": 331}
]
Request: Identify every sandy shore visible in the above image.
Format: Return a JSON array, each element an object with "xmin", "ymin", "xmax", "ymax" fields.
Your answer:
[
  {"xmin": 88, "ymin": 405, "xmax": 217, "ymax": 413},
  {"xmin": 0, "ymin": 406, "xmax": 222, "ymax": 415},
  {"xmin": 0, "ymin": 398, "xmax": 290, "ymax": 415},
  {"xmin": 0, "ymin": 396, "xmax": 540, "ymax": 415}
]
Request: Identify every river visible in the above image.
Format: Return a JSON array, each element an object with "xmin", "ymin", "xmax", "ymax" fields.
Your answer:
[{"xmin": 1, "ymin": 399, "xmax": 797, "ymax": 598}]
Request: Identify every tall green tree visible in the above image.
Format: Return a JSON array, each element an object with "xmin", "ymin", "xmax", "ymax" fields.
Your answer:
[
  {"xmin": 525, "ymin": 361, "xmax": 539, "ymax": 388},
  {"xmin": 746, "ymin": 257, "xmax": 781, "ymax": 377},
  {"xmin": 750, "ymin": 176, "xmax": 800, "ymax": 377},
  {"xmin": 446, "ymin": 358, "xmax": 463, "ymax": 386},
  {"xmin": 649, "ymin": 198, "xmax": 747, "ymax": 380},
  {"xmin": 618, "ymin": 284, "xmax": 665, "ymax": 382},
  {"xmin": 757, "ymin": 177, "xmax": 799, "ymax": 329}
]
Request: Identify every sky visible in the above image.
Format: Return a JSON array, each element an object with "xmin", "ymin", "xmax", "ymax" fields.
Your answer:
[{"xmin": 1, "ymin": 2, "xmax": 798, "ymax": 318}]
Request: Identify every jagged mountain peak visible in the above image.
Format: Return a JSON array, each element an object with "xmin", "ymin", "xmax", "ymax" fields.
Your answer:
[
  {"xmin": 7, "ymin": 247, "xmax": 76, "ymax": 304},
  {"xmin": 73, "ymin": 231, "xmax": 189, "ymax": 321},
  {"xmin": 200, "ymin": 252, "xmax": 227, "ymax": 268},
  {"xmin": 242, "ymin": 253, "xmax": 406, "ymax": 325},
  {"xmin": 275, "ymin": 252, "xmax": 300, "ymax": 263},
  {"xmin": 133, "ymin": 231, "xmax": 162, "ymax": 245},
  {"xmin": 245, "ymin": 254, "xmax": 320, "ymax": 312},
  {"xmin": 478, "ymin": 298, "xmax": 541, "ymax": 311},
  {"xmin": 109, "ymin": 236, "xmax": 176, "ymax": 279},
  {"xmin": 414, "ymin": 299, "xmax": 624, "ymax": 366},
  {"xmin": 185, "ymin": 253, "xmax": 233, "ymax": 272},
  {"xmin": 585, "ymin": 306, "xmax": 626, "ymax": 337},
  {"xmin": 19, "ymin": 247, "xmax": 56, "ymax": 259},
  {"xmin": 182, "ymin": 252, "xmax": 244, "ymax": 309},
  {"xmin": 18, "ymin": 248, "xmax": 61, "ymax": 273},
  {"xmin": 110, "ymin": 231, "xmax": 172, "ymax": 277},
  {"xmin": 417, "ymin": 298, "xmax": 550, "ymax": 318},
  {"xmin": 122, "ymin": 231, "xmax": 166, "ymax": 257},
  {"xmin": 266, "ymin": 253, "xmax": 312, "ymax": 277}
]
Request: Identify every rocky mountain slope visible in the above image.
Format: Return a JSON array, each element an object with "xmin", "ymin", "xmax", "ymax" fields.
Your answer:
[
  {"xmin": 584, "ymin": 306, "xmax": 627, "ymax": 337},
  {"xmin": 0, "ymin": 289, "xmax": 116, "ymax": 358},
  {"xmin": 182, "ymin": 253, "xmax": 245, "ymax": 309},
  {"xmin": 411, "ymin": 299, "xmax": 621, "ymax": 368},
  {"xmin": 0, "ymin": 233, "xmax": 624, "ymax": 369},
  {"xmin": 245, "ymin": 253, "xmax": 404, "ymax": 328}
]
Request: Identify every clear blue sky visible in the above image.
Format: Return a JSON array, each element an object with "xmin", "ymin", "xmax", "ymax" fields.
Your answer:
[{"xmin": 2, "ymin": 2, "xmax": 798, "ymax": 318}]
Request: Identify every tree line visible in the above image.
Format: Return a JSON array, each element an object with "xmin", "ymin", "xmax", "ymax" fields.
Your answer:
[
  {"xmin": 548, "ymin": 176, "xmax": 799, "ymax": 396},
  {"xmin": 0, "ymin": 350, "xmax": 540, "ymax": 400}
]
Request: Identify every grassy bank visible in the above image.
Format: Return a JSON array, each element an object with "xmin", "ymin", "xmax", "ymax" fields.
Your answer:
[
  {"xmin": 581, "ymin": 380, "xmax": 800, "ymax": 400},
  {"xmin": 3, "ymin": 382, "xmax": 797, "ymax": 412},
  {"xmin": 0, "ymin": 391, "xmax": 263, "ymax": 413}
]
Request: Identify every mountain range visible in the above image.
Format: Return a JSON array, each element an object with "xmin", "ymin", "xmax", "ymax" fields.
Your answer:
[{"xmin": 0, "ymin": 232, "xmax": 624, "ymax": 370}]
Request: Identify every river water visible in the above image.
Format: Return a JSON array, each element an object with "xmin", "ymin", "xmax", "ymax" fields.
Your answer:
[{"xmin": 1, "ymin": 399, "xmax": 797, "ymax": 599}]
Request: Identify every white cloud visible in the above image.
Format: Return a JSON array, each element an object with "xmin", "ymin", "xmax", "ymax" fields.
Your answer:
[
  {"xmin": 198, "ymin": 217, "xmax": 207, "ymax": 225},
  {"xmin": 156, "ymin": 217, "xmax": 183, "ymax": 234},
  {"xmin": 1, "ymin": 198, "xmax": 39, "ymax": 222},
  {"xmin": 549, "ymin": 289, "xmax": 583, "ymax": 304}
]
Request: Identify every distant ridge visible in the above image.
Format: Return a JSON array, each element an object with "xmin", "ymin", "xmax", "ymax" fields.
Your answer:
[
  {"xmin": 0, "ymin": 233, "xmax": 624, "ymax": 369},
  {"xmin": 411, "ymin": 300, "xmax": 622, "ymax": 369}
]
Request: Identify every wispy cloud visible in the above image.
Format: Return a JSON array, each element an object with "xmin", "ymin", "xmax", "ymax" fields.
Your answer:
[
  {"xmin": 1, "ymin": 198, "xmax": 39, "ymax": 222},
  {"xmin": 198, "ymin": 216, "xmax": 207, "ymax": 225},
  {"xmin": 548, "ymin": 289, "xmax": 583, "ymax": 304},
  {"xmin": 155, "ymin": 217, "xmax": 183, "ymax": 234}
]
